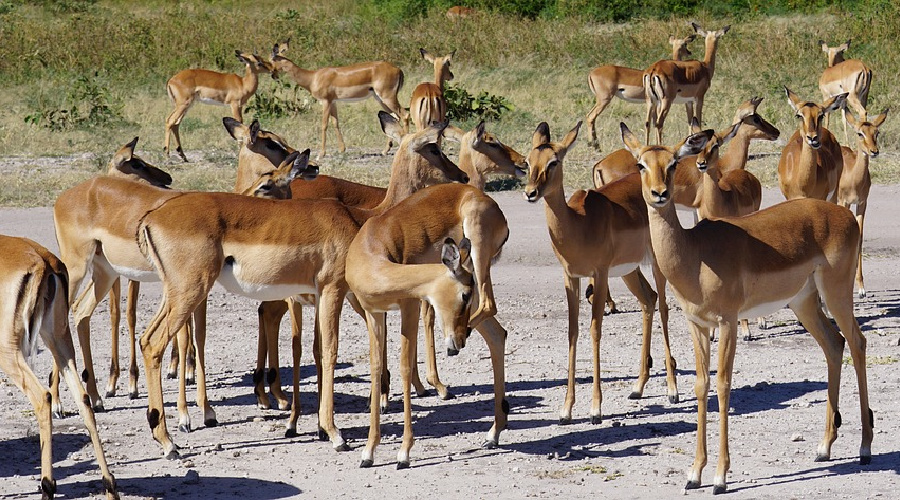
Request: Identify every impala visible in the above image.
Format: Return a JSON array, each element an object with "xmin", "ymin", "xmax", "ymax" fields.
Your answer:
[
  {"xmin": 621, "ymin": 122, "xmax": 872, "ymax": 494},
  {"xmin": 643, "ymin": 23, "xmax": 730, "ymax": 143},
  {"xmin": 446, "ymin": 5, "xmax": 475, "ymax": 19},
  {"xmin": 819, "ymin": 39, "xmax": 873, "ymax": 142},
  {"xmin": 0, "ymin": 235, "xmax": 119, "ymax": 500},
  {"xmin": 164, "ymin": 51, "xmax": 276, "ymax": 162},
  {"xmin": 410, "ymin": 49, "xmax": 454, "ymax": 132},
  {"xmin": 269, "ymin": 39, "xmax": 407, "ymax": 159},
  {"xmin": 134, "ymin": 122, "xmax": 467, "ymax": 457},
  {"xmin": 585, "ymin": 34, "xmax": 696, "ymax": 148},
  {"xmin": 838, "ymin": 109, "xmax": 888, "ymax": 298},
  {"xmin": 524, "ymin": 121, "xmax": 679, "ymax": 424},
  {"xmin": 778, "ymin": 87, "xmax": 846, "ymax": 202}
]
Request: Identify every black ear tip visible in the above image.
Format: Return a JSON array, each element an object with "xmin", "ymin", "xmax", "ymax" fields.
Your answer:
[{"xmin": 443, "ymin": 237, "xmax": 455, "ymax": 245}]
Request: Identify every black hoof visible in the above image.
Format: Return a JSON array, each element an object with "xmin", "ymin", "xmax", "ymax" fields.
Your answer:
[
  {"xmin": 559, "ymin": 417, "xmax": 572, "ymax": 425},
  {"xmin": 335, "ymin": 443, "xmax": 350, "ymax": 452},
  {"xmin": 165, "ymin": 448, "xmax": 181, "ymax": 460},
  {"xmin": 166, "ymin": 372, "xmax": 177, "ymax": 380},
  {"xmin": 186, "ymin": 377, "xmax": 196, "ymax": 386},
  {"xmin": 713, "ymin": 484, "xmax": 727, "ymax": 495},
  {"xmin": 743, "ymin": 335, "xmax": 753, "ymax": 342},
  {"xmin": 814, "ymin": 454, "xmax": 829, "ymax": 462},
  {"xmin": 360, "ymin": 459, "xmax": 373, "ymax": 468},
  {"xmin": 105, "ymin": 389, "xmax": 116, "ymax": 398},
  {"xmin": 860, "ymin": 455, "xmax": 872, "ymax": 465},
  {"xmin": 482, "ymin": 439, "xmax": 498, "ymax": 450},
  {"xmin": 684, "ymin": 480, "xmax": 701, "ymax": 490},
  {"xmin": 607, "ymin": 307, "xmax": 620, "ymax": 315},
  {"xmin": 397, "ymin": 461, "xmax": 410, "ymax": 470},
  {"xmin": 590, "ymin": 415, "xmax": 602, "ymax": 425},
  {"xmin": 627, "ymin": 391, "xmax": 641, "ymax": 400},
  {"xmin": 441, "ymin": 391, "xmax": 456, "ymax": 401},
  {"xmin": 178, "ymin": 423, "xmax": 191, "ymax": 433},
  {"xmin": 285, "ymin": 428, "xmax": 298, "ymax": 438},
  {"xmin": 414, "ymin": 388, "xmax": 430, "ymax": 398},
  {"xmin": 669, "ymin": 394, "xmax": 680, "ymax": 404},
  {"xmin": 93, "ymin": 403, "xmax": 106, "ymax": 413},
  {"xmin": 128, "ymin": 391, "xmax": 139, "ymax": 400},
  {"xmin": 317, "ymin": 428, "xmax": 328, "ymax": 441},
  {"xmin": 204, "ymin": 418, "xmax": 218, "ymax": 428}
]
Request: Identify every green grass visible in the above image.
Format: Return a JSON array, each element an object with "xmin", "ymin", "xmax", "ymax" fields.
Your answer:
[{"xmin": 1, "ymin": 1, "xmax": 899, "ymax": 206}]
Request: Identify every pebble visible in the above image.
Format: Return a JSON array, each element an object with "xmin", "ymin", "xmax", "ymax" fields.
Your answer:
[
  {"xmin": 182, "ymin": 460, "xmax": 195, "ymax": 468},
  {"xmin": 791, "ymin": 433, "xmax": 805, "ymax": 442},
  {"xmin": 233, "ymin": 451, "xmax": 241, "ymax": 458}
]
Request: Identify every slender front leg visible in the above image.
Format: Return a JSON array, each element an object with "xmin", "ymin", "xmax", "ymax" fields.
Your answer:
[
  {"xmin": 685, "ymin": 320, "xmax": 711, "ymax": 491},
  {"xmin": 420, "ymin": 301, "xmax": 451, "ymax": 398},
  {"xmin": 316, "ymin": 285, "xmax": 347, "ymax": 451},
  {"xmin": 106, "ymin": 278, "xmax": 122, "ymax": 398},
  {"xmin": 176, "ymin": 323, "xmax": 192, "ymax": 433},
  {"xmin": 286, "ymin": 297, "xmax": 304, "ymax": 437},
  {"xmin": 713, "ymin": 317, "xmax": 738, "ymax": 494},
  {"xmin": 318, "ymin": 103, "xmax": 330, "ymax": 160},
  {"xmin": 560, "ymin": 275, "xmax": 580, "ymax": 423},
  {"xmin": 855, "ymin": 204, "xmax": 867, "ymax": 297},
  {"xmin": 126, "ymin": 280, "xmax": 141, "ymax": 399},
  {"xmin": 397, "ymin": 301, "xmax": 420, "ymax": 469},
  {"xmin": 193, "ymin": 300, "xmax": 216, "ymax": 427},
  {"xmin": 651, "ymin": 259, "xmax": 678, "ymax": 403},
  {"xmin": 361, "ymin": 311, "xmax": 386, "ymax": 467},
  {"xmin": 329, "ymin": 104, "xmax": 347, "ymax": 153},
  {"xmin": 587, "ymin": 272, "xmax": 607, "ymax": 423},
  {"xmin": 621, "ymin": 269, "xmax": 656, "ymax": 400},
  {"xmin": 475, "ymin": 316, "xmax": 508, "ymax": 448}
]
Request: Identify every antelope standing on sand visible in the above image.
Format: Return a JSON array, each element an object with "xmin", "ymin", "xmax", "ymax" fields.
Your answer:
[
  {"xmin": 0, "ymin": 235, "xmax": 119, "ymax": 500},
  {"xmin": 621, "ymin": 121, "xmax": 872, "ymax": 494},
  {"xmin": 164, "ymin": 51, "xmax": 276, "ymax": 162}
]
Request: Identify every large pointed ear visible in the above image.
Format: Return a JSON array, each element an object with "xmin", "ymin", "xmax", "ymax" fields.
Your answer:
[
  {"xmin": 223, "ymin": 117, "xmax": 244, "ymax": 140},
  {"xmin": 620, "ymin": 123, "xmax": 643, "ymax": 157},
  {"xmin": 871, "ymin": 108, "xmax": 889, "ymax": 127},
  {"xmin": 473, "ymin": 120, "xmax": 486, "ymax": 142},
  {"xmin": 750, "ymin": 96, "xmax": 763, "ymax": 109},
  {"xmin": 675, "ymin": 129, "xmax": 714, "ymax": 160},
  {"xmin": 249, "ymin": 119, "xmax": 261, "ymax": 144},
  {"xmin": 441, "ymin": 237, "xmax": 461, "ymax": 274},
  {"xmin": 818, "ymin": 39, "xmax": 828, "ymax": 52},
  {"xmin": 532, "ymin": 122, "xmax": 551, "ymax": 149},
  {"xmin": 720, "ymin": 122, "xmax": 741, "ymax": 145},
  {"xmin": 111, "ymin": 137, "xmax": 138, "ymax": 167},
  {"xmin": 408, "ymin": 122, "xmax": 443, "ymax": 152},
  {"xmin": 684, "ymin": 33, "xmax": 697, "ymax": 43},
  {"xmin": 719, "ymin": 25, "xmax": 731, "ymax": 35},
  {"xmin": 840, "ymin": 39, "xmax": 851, "ymax": 51},
  {"xmin": 449, "ymin": 49, "xmax": 456, "ymax": 60},
  {"xmin": 289, "ymin": 149, "xmax": 317, "ymax": 180},
  {"xmin": 420, "ymin": 48, "xmax": 434, "ymax": 63},
  {"xmin": 785, "ymin": 86, "xmax": 803, "ymax": 113},
  {"xmin": 690, "ymin": 116, "xmax": 702, "ymax": 134},
  {"xmin": 235, "ymin": 50, "xmax": 250, "ymax": 65},
  {"xmin": 668, "ymin": 35, "xmax": 676, "ymax": 43},
  {"xmin": 823, "ymin": 93, "xmax": 848, "ymax": 114},
  {"xmin": 691, "ymin": 21, "xmax": 706, "ymax": 35},
  {"xmin": 379, "ymin": 110, "xmax": 404, "ymax": 143},
  {"xmin": 559, "ymin": 121, "xmax": 581, "ymax": 151}
]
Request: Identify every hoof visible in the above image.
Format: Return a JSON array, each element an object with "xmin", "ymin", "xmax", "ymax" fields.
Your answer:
[
  {"xmin": 185, "ymin": 376, "xmax": 196, "ymax": 386},
  {"xmin": 178, "ymin": 423, "xmax": 191, "ymax": 433},
  {"xmin": 669, "ymin": 394, "xmax": 680, "ymax": 404},
  {"xmin": 684, "ymin": 479, "xmax": 701, "ymax": 490},
  {"xmin": 52, "ymin": 411, "xmax": 65, "ymax": 420},
  {"xmin": 860, "ymin": 455, "xmax": 872, "ymax": 465},
  {"xmin": 165, "ymin": 448, "xmax": 181, "ymax": 460},
  {"xmin": 482, "ymin": 439, "xmax": 498, "ymax": 450},
  {"xmin": 334, "ymin": 442, "xmax": 350, "ymax": 452},
  {"xmin": 743, "ymin": 334, "xmax": 753, "ymax": 341},
  {"xmin": 105, "ymin": 389, "xmax": 116, "ymax": 398},
  {"xmin": 166, "ymin": 371, "xmax": 177, "ymax": 380},
  {"xmin": 285, "ymin": 428, "xmax": 298, "ymax": 438},
  {"xmin": 397, "ymin": 461, "xmax": 410, "ymax": 470},
  {"xmin": 814, "ymin": 454, "xmax": 830, "ymax": 462},
  {"xmin": 559, "ymin": 416, "xmax": 572, "ymax": 425},
  {"xmin": 128, "ymin": 391, "xmax": 139, "ymax": 400},
  {"xmin": 92, "ymin": 401, "xmax": 106, "ymax": 413},
  {"xmin": 414, "ymin": 388, "xmax": 430, "ymax": 398},
  {"xmin": 277, "ymin": 401, "xmax": 291, "ymax": 411},
  {"xmin": 204, "ymin": 418, "xmax": 218, "ymax": 428},
  {"xmin": 590, "ymin": 415, "xmax": 602, "ymax": 425},
  {"xmin": 360, "ymin": 459, "xmax": 373, "ymax": 468},
  {"xmin": 441, "ymin": 391, "xmax": 456, "ymax": 401},
  {"xmin": 713, "ymin": 484, "xmax": 727, "ymax": 495},
  {"xmin": 627, "ymin": 391, "xmax": 641, "ymax": 400}
]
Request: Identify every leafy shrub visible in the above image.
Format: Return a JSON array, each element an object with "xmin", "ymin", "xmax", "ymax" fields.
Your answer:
[
  {"xmin": 245, "ymin": 79, "xmax": 312, "ymax": 120},
  {"xmin": 444, "ymin": 85, "xmax": 513, "ymax": 122},
  {"xmin": 24, "ymin": 74, "xmax": 122, "ymax": 131}
]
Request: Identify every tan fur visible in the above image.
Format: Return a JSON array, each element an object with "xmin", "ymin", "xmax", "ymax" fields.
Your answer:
[
  {"xmin": 410, "ymin": 49, "xmax": 454, "ymax": 132},
  {"xmin": 0, "ymin": 236, "xmax": 119, "ymax": 500},
  {"xmin": 819, "ymin": 40, "xmax": 873, "ymax": 142},
  {"xmin": 621, "ymin": 122, "xmax": 872, "ymax": 494}
]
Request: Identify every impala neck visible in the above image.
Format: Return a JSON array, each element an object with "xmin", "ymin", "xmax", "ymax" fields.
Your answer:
[
  {"xmin": 458, "ymin": 139, "xmax": 484, "ymax": 190},
  {"xmin": 703, "ymin": 37, "xmax": 721, "ymax": 75},
  {"xmin": 372, "ymin": 151, "xmax": 432, "ymax": 212},
  {"xmin": 540, "ymin": 176, "xmax": 574, "ymax": 240},
  {"xmin": 647, "ymin": 200, "xmax": 696, "ymax": 294},
  {"xmin": 276, "ymin": 58, "xmax": 315, "ymax": 91},
  {"xmin": 434, "ymin": 67, "xmax": 447, "ymax": 91},
  {"xmin": 719, "ymin": 128, "xmax": 752, "ymax": 171},
  {"xmin": 242, "ymin": 64, "xmax": 260, "ymax": 96},
  {"xmin": 796, "ymin": 140, "xmax": 820, "ymax": 187},
  {"xmin": 828, "ymin": 52, "xmax": 845, "ymax": 67}
]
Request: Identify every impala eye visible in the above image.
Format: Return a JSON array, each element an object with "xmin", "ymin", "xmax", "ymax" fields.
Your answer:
[{"xmin": 546, "ymin": 160, "xmax": 558, "ymax": 170}]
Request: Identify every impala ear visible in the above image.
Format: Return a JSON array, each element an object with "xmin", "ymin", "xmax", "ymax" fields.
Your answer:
[
  {"xmin": 235, "ymin": 50, "xmax": 249, "ymax": 64},
  {"xmin": 685, "ymin": 33, "xmax": 697, "ymax": 43},
  {"xmin": 532, "ymin": 122, "xmax": 551, "ymax": 149},
  {"xmin": 691, "ymin": 21, "xmax": 705, "ymax": 35},
  {"xmin": 721, "ymin": 122, "xmax": 741, "ymax": 144},
  {"xmin": 379, "ymin": 111, "xmax": 404, "ymax": 143},
  {"xmin": 223, "ymin": 117, "xmax": 244, "ymax": 140},
  {"xmin": 846, "ymin": 110, "xmax": 860, "ymax": 129},
  {"xmin": 289, "ymin": 149, "xmax": 317, "ymax": 180},
  {"xmin": 620, "ymin": 123, "xmax": 643, "ymax": 157},
  {"xmin": 719, "ymin": 25, "xmax": 731, "ymax": 35},
  {"xmin": 675, "ymin": 129, "xmax": 715, "ymax": 160},
  {"xmin": 420, "ymin": 48, "xmax": 434, "ymax": 63},
  {"xmin": 784, "ymin": 86, "xmax": 803, "ymax": 112},
  {"xmin": 823, "ymin": 93, "xmax": 848, "ymax": 114},
  {"xmin": 441, "ymin": 238, "xmax": 461, "ymax": 273},
  {"xmin": 841, "ymin": 39, "xmax": 851, "ymax": 51},
  {"xmin": 249, "ymin": 119, "xmax": 261, "ymax": 144},
  {"xmin": 690, "ymin": 116, "xmax": 702, "ymax": 134},
  {"xmin": 470, "ymin": 120, "xmax": 486, "ymax": 145},
  {"xmin": 818, "ymin": 39, "xmax": 828, "ymax": 52},
  {"xmin": 668, "ymin": 35, "xmax": 676, "ymax": 43},
  {"xmin": 871, "ymin": 108, "xmax": 889, "ymax": 127},
  {"xmin": 559, "ymin": 121, "xmax": 581, "ymax": 152},
  {"xmin": 111, "ymin": 137, "xmax": 138, "ymax": 167}
]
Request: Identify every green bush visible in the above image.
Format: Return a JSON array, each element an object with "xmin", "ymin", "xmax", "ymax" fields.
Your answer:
[
  {"xmin": 444, "ymin": 85, "xmax": 513, "ymax": 122},
  {"xmin": 245, "ymin": 79, "xmax": 312, "ymax": 121},
  {"xmin": 24, "ymin": 74, "xmax": 123, "ymax": 131}
]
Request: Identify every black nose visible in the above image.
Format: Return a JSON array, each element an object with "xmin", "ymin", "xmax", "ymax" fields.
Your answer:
[
  {"xmin": 466, "ymin": 327, "xmax": 472, "ymax": 338},
  {"xmin": 461, "ymin": 174, "xmax": 470, "ymax": 184}
]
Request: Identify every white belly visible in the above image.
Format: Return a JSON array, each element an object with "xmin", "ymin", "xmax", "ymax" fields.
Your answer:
[
  {"xmin": 608, "ymin": 262, "xmax": 640, "ymax": 278},
  {"xmin": 740, "ymin": 298, "xmax": 789, "ymax": 319},
  {"xmin": 198, "ymin": 97, "xmax": 227, "ymax": 106},
  {"xmin": 217, "ymin": 265, "xmax": 316, "ymax": 301},
  {"xmin": 109, "ymin": 264, "xmax": 160, "ymax": 282}
]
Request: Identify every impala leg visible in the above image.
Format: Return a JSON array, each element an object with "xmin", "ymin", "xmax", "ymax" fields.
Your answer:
[
  {"xmin": 684, "ymin": 101, "xmax": 696, "ymax": 133},
  {"xmin": 175, "ymin": 322, "xmax": 192, "ymax": 433},
  {"xmin": 560, "ymin": 275, "xmax": 580, "ymax": 423},
  {"xmin": 588, "ymin": 272, "xmax": 607, "ymax": 424},
  {"xmin": 685, "ymin": 320, "xmax": 711, "ymax": 491},
  {"xmin": 328, "ymin": 103, "xmax": 347, "ymax": 153},
  {"xmin": 347, "ymin": 294, "xmax": 391, "ymax": 403},
  {"xmin": 286, "ymin": 298, "xmax": 303, "ymax": 438},
  {"xmin": 621, "ymin": 269, "xmax": 657, "ymax": 400},
  {"xmin": 316, "ymin": 285, "xmax": 347, "ymax": 451},
  {"xmin": 164, "ymin": 100, "xmax": 192, "ymax": 162},
  {"xmin": 373, "ymin": 92, "xmax": 404, "ymax": 155},
  {"xmin": 230, "ymin": 102, "xmax": 243, "ymax": 124},
  {"xmin": 475, "ymin": 316, "xmax": 508, "ymax": 448},
  {"xmin": 106, "ymin": 278, "xmax": 122, "ymax": 398},
  {"xmin": 654, "ymin": 98, "xmax": 672, "ymax": 144},
  {"xmin": 740, "ymin": 318, "xmax": 752, "ymax": 341},
  {"xmin": 585, "ymin": 95, "xmax": 613, "ymax": 149},
  {"xmin": 362, "ymin": 311, "xmax": 386, "ymax": 468},
  {"xmin": 126, "ymin": 280, "xmax": 140, "ymax": 399},
  {"xmin": 711, "ymin": 317, "xmax": 738, "ymax": 494},
  {"xmin": 397, "ymin": 300, "xmax": 420, "ymax": 469},
  {"xmin": 258, "ymin": 301, "xmax": 290, "ymax": 410},
  {"xmin": 855, "ymin": 203, "xmax": 867, "ymax": 297},
  {"xmin": 254, "ymin": 301, "xmax": 274, "ymax": 409},
  {"xmin": 318, "ymin": 104, "xmax": 329, "ymax": 160},
  {"xmin": 644, "ymin": 90, "xmax": 657, "ymax": 145},
  {"xmin": 75, "ymin": 269, "xmax": 118, "ymax": 412},
  {"xmin": 651, "ymin": 258, "xmax": 678, "ymax": 402},
  {"xmin": 420, "ymin": 301, "xmax": 450, "ymax": 398},
  {"xmin": 193, "ymin": 300, "xmax": 216, "ymax": 427}
]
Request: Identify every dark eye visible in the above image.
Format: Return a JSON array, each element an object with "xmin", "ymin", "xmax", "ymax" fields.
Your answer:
[
  {"xmin": 667, "ymin": 161, "xmax": 677, "ymax": 172},
  {"xmin": 637, "ymin": 162, "xmax": 647, "ymax": 171},
  {"xmin": 546, "ymin": 160, "xmax": 558, "ymax": 170},
  {"xmin": 462, "ymin": 292, "xmax": 471, "ymax": 304},
  {"xmin": 752, "ymin": 115, "xmax": 760, "ymax": 124}
]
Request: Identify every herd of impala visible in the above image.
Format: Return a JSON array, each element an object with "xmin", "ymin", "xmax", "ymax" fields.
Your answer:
[{"xmin": 1, "ymin": 19, "xmax": 887, "ymax": 499}]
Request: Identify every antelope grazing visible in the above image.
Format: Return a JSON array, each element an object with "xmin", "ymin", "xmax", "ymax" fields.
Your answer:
[
  {"xmin": 51, "ymin": 138, "xmax": 184, "ymax": 414},
  {"xmin": 819, "ymin": 39, "xmax": 873, "ymax": 142},
  {"xmin": 585, "ymin": 34, "xmax": 696, "ymax": 148},
  {"xmin": 778, "ymin": 87, "xmax": 847, "ymax": 202},
  {"xmin": 838, "ymin": 109, "xmax": 888, "ymax": 297},
  {"xmin": 269, "ymin": 39, "xmax": 407, "ymax": 159},
  {"xmin": 134, "ymin": 122, "xmax": 466, "ymax": 457},
  {"xmin": 164, "ymin": 51, "xmax": 276, "ymax": 162},
  {"xmin": 524, "ymin": 121, "xmax": 678, "ymax": 424},
  {"xmin": 644, "ymin": 23, "xmax": 730, "ymax": 143},
  {"xmin": 410, "ymin": 49, "xmax": 454, "ymax": 131},
  {"xmin": 446, "ymin": 5, "xmax": 475, "ymax": 19},
  {"xmin": 621, "ymin": 122, "xmax": 872, "ymax": 494},
  {"xmin": 0, "ymin": 235, "xmax": 119, "ymax": 500}
]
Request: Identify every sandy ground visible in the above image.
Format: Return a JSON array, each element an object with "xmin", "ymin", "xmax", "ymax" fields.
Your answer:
[{"xmin": 1, "ymin": 183, "xmax": 900, "ymax": 500}]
